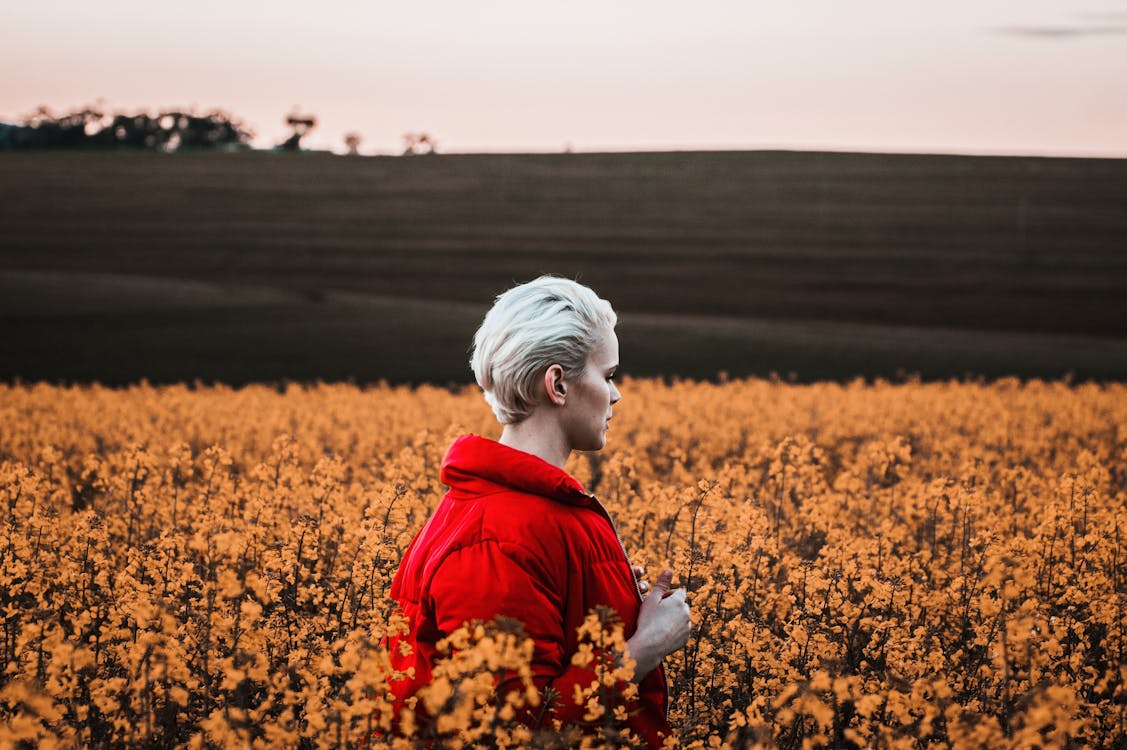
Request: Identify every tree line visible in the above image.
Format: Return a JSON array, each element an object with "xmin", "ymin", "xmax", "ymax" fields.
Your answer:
[{"xmin": 0, "ymin": 105, "xmax": 254, "ymax": 151}]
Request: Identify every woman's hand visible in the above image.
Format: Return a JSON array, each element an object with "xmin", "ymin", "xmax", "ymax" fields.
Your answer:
[{"xmin": 626, "ymin": 569, "xmax": 691, "ymax": 682}]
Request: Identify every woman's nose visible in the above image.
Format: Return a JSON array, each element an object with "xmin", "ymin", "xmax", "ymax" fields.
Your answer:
[{"xmin": 610, "ymin": 382, "xmax": 622, "ymax": 404}]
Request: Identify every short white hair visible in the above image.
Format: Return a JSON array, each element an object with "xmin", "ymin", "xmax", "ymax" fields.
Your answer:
[{"xmin": 471, "ymin": 276, "xmax": 617, "ymax": 424}]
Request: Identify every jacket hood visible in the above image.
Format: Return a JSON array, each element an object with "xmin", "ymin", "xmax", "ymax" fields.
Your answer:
[{"xmin": 440, "ymin": 434, "xmax": 594, "ymax": 506}]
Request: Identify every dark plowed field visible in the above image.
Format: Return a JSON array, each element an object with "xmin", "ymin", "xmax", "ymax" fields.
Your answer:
[{"xmin": 2, "ymin": 150, "xmax": 1125, "ymax": 384}]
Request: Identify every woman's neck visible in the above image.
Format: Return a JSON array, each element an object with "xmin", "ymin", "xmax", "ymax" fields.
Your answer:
[{"xmin": 498, "ymin": 414, "xmax": 570, "ymax": 469}]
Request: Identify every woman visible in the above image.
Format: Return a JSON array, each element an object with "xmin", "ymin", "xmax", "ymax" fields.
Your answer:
[{"xmin": 387, "ymin": 276, "xmax": 691, "ymax": 747}]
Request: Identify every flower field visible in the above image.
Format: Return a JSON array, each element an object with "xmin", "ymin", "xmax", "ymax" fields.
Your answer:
[{"xmin": 1, "ymin": 378, "xmax": 1124, "ymax": 748}]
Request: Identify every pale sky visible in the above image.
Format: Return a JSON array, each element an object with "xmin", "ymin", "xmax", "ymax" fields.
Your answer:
[{"xmin": 4, "ymin": 0, "xmax": 1126, "ymax": 156}]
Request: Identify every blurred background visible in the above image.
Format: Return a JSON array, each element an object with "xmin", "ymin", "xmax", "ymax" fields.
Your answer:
[{"xmin": 2, "ymin": 0, "xmax": 1126, "ymax": 384}]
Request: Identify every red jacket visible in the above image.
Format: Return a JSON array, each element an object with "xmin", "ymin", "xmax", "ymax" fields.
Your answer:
[{"xmin": 387, "ymin": 434, "xmax": 671, "ymax": 747}]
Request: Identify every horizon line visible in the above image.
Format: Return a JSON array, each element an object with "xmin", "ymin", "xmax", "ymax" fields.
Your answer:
[{"xmin": 273, "ymin": 143, "xmax": 1127, "ymax": 161}]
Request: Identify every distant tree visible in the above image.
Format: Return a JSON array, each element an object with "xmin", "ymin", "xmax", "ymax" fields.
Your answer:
[
  {"xmin": 279, "ymin": 110, "xmax": 316, "ymax": 151},
  {"xmin": 165, "ymin": 110, "xmax": 254, "ymax": 151},
  {"xmin": 402, "ymin": 131, "xmax": 437, "ymax": 155},
  {"xmin": 343, "ymin": 132, "xmax": 362, "ymax": 155},
  {"xmin": 17, "ymin": 105, "xmax": 107, "ymax": 148},
  {"xmin": 107, "ymin": 112, "xmax": 160, "ymax": 149}
]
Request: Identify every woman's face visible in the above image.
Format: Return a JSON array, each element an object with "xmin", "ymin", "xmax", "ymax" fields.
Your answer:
[{"xmin": 560, "ymin": 327, "xmax": 621, "ymax": 453}]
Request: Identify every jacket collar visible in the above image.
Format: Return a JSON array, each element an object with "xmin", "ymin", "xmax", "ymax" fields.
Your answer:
[{"xmin": 440, "ymin": 434, "xmax": 594, "ymax": 506}]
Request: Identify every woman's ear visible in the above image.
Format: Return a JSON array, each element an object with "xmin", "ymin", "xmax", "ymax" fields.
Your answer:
[{"xmin": 544, "ymin": 364, "xmax": 567, "ymax": 406}]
